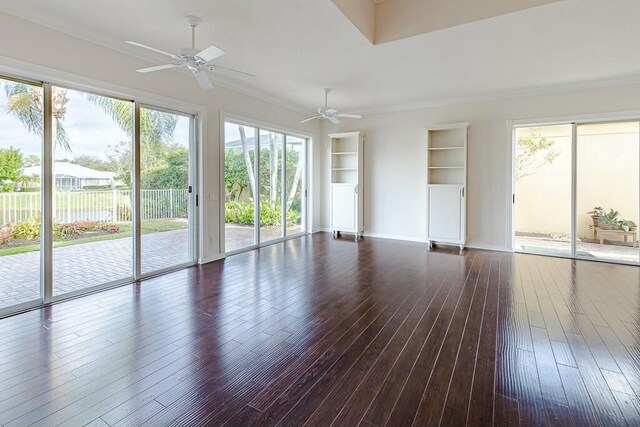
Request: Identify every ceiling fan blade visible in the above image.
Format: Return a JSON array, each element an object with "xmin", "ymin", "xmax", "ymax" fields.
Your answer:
[
  {"xmin": 126, "ymin": 41, "xmax": 179, "ymax": 59},
  {"xmin": 336, "ymin": 113, "xmax": 362, "ymax": 119},
  {"xmin": 325, "ymin": 108, "xmax": 338, "ymax": 114},
  {"xmin": 327, "ymin": 116, "xmax": 341, "ymax": 125},
  {"xmin": 210, "ymin": 64, "xmax": 255, "ymax": 80},
  {"xmin": 195, "ymin": 45, "xmax": 226, "ymax": 63},
  {"xmin": 136, "ymin": 64, "xmax": 179, "ymax": 73},
  {"xmin": 299, "ymin": 116, "xmax": 321, "ymax": 124},
  {"xmin": 193, "ymin": 71, "xmax": 214, "ymax": 90}
]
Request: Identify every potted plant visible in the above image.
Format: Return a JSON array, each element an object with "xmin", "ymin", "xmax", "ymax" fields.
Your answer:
[
  {"xmin": 598, "ymin": 209, "xmax": 620, "ymax": 230},
  {"xmin": 619, "ymin": 219, "xmax": 637, "ymax": 232},
  {"xmin": 588, "ymin": 206, "xmax": 604, "ymax": 229}
]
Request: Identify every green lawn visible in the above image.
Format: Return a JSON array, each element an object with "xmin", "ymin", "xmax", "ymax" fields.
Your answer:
[{"xmin": 0, "ymin": 219, "xmax": 187, "ymax": 257}]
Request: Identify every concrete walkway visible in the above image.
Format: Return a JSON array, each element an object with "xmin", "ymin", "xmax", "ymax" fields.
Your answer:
[{"xmin": 0, "ymin": 229, "xmax": 189, "ymax": 308}]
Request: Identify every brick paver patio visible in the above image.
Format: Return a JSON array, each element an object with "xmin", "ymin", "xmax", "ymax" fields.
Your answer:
[
  {"xmin": 0, "ymin": 229, "xmax": 189, "ymax": 308},
  {"xmin": 1, "ymin": 225, "xmax": 306, "ymax": 310}
]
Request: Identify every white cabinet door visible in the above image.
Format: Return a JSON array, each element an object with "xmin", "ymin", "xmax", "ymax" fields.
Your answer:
[
  {"xmin": 428, "ymin": 186, "xmax": 462, "ymax": 241},
  {"xmin": 331, "ymin": 184, "xmax": 356, "ymax": 231}
]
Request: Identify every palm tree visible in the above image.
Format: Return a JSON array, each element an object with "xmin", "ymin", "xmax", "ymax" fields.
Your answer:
[
  {"xmin": 87, "ymin": 95, "xmax": 178, "ymax": 172},
  {"xmin": 3, "ymin": 82, "xmax": 178, "ymax": 158},
  {"xmin": 3, "ymin": 82, "xmax": 71, "ymax": 151},
  {"xmin": 87, "ymin": 95, "xmax": 177, "ymax": 145}
]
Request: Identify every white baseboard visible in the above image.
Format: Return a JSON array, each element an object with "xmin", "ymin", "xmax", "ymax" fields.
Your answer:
[
  {"xmin": 315, "ymin": 229, "xmax": 512, "ymax": 253},
  {"xmin": 312, "ymin": 228, "xmax": 331, "ymax": 233},
  {"xmin": 363, "ymin": 232, "xmax": 428, "ymax": 244},
  {"xmin": 465, "ymin": 243, "xmax": 512, "ymax": 253},
  {"xmin": 199, "ymin": 254, "xmax": 225, "ymax": 264}
]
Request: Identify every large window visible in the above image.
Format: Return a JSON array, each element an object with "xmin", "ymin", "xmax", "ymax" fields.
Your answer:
[
  {"xmin": 0, "ymin": 74, "xmax": 197, "ymax": 316},
  {"xmin": 224, "ymin": 120, "xmax": 307, "ymax": 253},
  {"xmin": 513, "ymin": 120, "xmax": 640, "ymax": 264}
]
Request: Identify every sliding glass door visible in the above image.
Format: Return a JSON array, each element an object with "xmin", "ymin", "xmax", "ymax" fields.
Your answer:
[
  {"xmin": 223, "ymin": 120, "xmax": 307, "ymax": 254},
  {"xmin": 576, "ymin": 122, "xmax": 639, "ymax": 263},
  {"xmin": 52, "ymin": 87, "xmax": 134, "ymax": 296},
  {"xmin": 0, "ymin": 72, "xmax": 198, "ymax": 316},
  {"xmin": 513, "ymin": 124, "xmax": 572, "ymax": 257},
  {"xmin": 514, "ymin": 120, "xmax": 640, "ymax": 264},
  {"xmin": 259, "ymin": 130, "xmax": 284, "ymax": 244},
  {"xmin": 285, "ymin": 136, "xmax": 306, "ymax": 235},
  {"xmin": 0, "ymin": 77, "xmax": 43, "ymax": 310},
  {"xmin": 141, "ymin": 107, "xmax": 195, "ymax": 273},
  {"xmin": 224, "ymin": 123, "xmax": 257, "ymax": 252}
]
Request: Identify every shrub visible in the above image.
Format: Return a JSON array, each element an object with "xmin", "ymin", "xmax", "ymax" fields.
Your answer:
[
  {"xmin": 225, "ymin": 200, "xmax": 255, "ymax": 225},
  {"xmin": 225, "ymin": 200, "xmax": 301, "ymax": 226},
  {"xmin": 10, "ymin": 215, "xmax": 41, "ymax": 240},
  {"xmin": 4, "ymin": 216, "xmax": 121, "ymax": 242},
  {"xmin": 54, "ymin": 222, "xmax": 81, "ymax": 239},
  {"xmin": 104, "ymin": 223, "xmax": 120, "ymax": 233},
  {"xmin": 0, "ymin": 228, "xmax": 13, "ymax": 246}
]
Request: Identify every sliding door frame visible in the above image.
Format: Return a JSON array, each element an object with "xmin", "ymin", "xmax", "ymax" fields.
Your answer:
[
  {"xmin": 220, "ymin": 112, "xmax": 311, "ymax": 256},
  {"xmin": 137, "ymin": 104, "xmax": 198, "ymax": 280},
  {"xmin": 0, "ymin": 67, "xmax": 204, "ymax": 318},
  {"xmin": 511, "ymin": 111, "xmax": 640, "ymax": 266}
]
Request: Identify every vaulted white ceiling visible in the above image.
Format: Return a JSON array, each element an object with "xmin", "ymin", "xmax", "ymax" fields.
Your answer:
[{"xmin": 2, "ymin": 0, "xmax": 640, "ymax": 113}]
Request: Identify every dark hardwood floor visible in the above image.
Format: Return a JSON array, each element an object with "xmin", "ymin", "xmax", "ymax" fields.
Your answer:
[{"xmin": 1, "ymin": 233, "xmax": 640, "ymax": 426}]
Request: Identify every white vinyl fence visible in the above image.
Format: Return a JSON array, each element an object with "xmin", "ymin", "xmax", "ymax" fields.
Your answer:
[{"xmin": 0, "ymin": 189, "xmax": 189, "ymax": 225}]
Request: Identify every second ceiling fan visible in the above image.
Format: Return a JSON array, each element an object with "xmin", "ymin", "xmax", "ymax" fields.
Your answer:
[
  {"xmin": 126, "ymin": 16, "xmax": 254, "ymax": 90},
  {"xmin": 300, "ymin": 88, "xmax": 362, "ymax": 124}
]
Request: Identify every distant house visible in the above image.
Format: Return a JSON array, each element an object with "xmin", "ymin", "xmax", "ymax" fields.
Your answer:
[{"xmin": 22, "ymin": 162, "xmax": 117, "ymax": 190}]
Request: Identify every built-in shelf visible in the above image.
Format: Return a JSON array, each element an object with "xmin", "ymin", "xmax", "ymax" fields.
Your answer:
[
  {"xmin": 330, "ymin": 131, "xmax": 364, "ymax": 238},
  {"xmin": 427, "ymin": 123, "xmax": 469, "ymax": 250}
]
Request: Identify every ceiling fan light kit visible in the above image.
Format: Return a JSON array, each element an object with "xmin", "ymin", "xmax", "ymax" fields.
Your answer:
[
  {"xmin": 300, "ymin": 88, "xmax": 362, "ymax": 124},
  {"xmin": 126, "ymin": 15, "xmax": 254, "ymax": 90}
]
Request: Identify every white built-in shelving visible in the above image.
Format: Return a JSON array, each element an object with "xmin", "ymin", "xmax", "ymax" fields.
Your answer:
[
  {"xmin": 427, "ymin": 123, "xmax": 469, "ymax": 251},
  {"xmin": 329, "ymin": 131, "xmax": 364, "ymax": 240}
]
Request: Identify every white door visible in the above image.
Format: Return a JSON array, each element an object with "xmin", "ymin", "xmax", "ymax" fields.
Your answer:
[
  {"xmin": 332, "ymin": 184, "xmax": 356, "ymax": 231},
  {"xmin": 428, "ymin": 186, "xmax": 462, "ymax": 241}
]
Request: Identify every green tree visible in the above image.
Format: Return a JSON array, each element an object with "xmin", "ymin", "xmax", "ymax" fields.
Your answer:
[
  {"xmin": 225, "ymin": 148, "xmax": 251, "ymax": 201},
  {"xmin": 141, "ymin": 146, "xmax": 189, "ymax": 189},
  {"xmin": 515, "ymin": 130, "xmax": 560, "ymax": 181},
  {"xmin": 88, "ymin": 96, "xmax": 182, "ymax": 188},
  {"xmin": 0, "ymin": 147, "xmax": 24, "ymax": 192},
  {"xmin": 24, "ymin": 154, "xmax": 40, "ymax": 166}
]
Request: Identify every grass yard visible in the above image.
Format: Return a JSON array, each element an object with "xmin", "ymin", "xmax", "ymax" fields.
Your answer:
[{"xmin": 0, "ymin": 218, "xmax": 188, "ymax": 257}]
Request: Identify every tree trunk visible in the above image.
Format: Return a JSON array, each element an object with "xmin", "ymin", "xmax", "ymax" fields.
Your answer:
[
  {"xmin": 269, "ymin": 132, "xmax": 277, "ymax": 208},
  {"xmin": 51, "ymin": 118, "xmax": 58, "ymax": 218},
  {"xmin": 238, "ymin": 126, "xmax": 256, "ymax": 199},
  {"xmin": 286, "ymin": 155, "xmax": 303, "ymax": 211}
]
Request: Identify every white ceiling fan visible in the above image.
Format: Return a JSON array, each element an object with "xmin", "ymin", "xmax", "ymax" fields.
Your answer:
[
  {"xmin": 126, "ymin": 16, "xmax": 254, "ymax": 90},
  {"xmin": 300, "ymin": 88, "xmax": 362, "ymax": 124}
]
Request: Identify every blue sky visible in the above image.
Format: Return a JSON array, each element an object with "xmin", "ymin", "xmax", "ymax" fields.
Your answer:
[{"xmin": 0, "ymin": 82, "xmax": 190, "ymax": 162}]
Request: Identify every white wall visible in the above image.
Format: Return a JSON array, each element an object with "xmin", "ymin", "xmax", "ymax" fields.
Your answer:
[
  {"xmin": 0, "ymin": 12, "xmax": 322, "ymax": 262},
  {"xmin": 322, "ymin": 83, "xmax": 640, "ymax": 250}
]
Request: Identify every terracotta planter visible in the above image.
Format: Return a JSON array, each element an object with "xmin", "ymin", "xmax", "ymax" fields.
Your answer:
[{"xmin": 598, "ymin": 224, "xmax": 614, "ymax": 230}]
